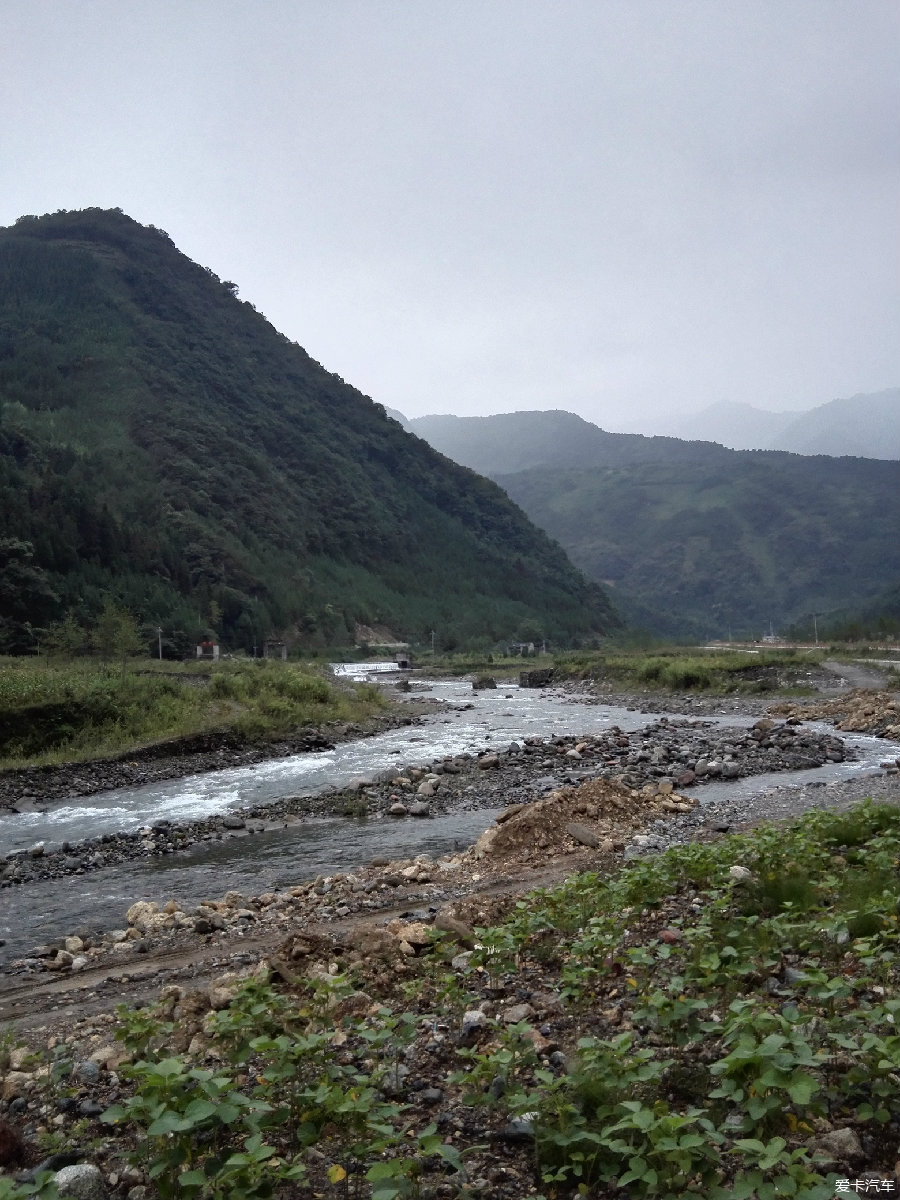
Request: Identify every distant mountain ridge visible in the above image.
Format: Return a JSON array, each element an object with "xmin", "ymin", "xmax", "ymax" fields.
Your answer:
[
  {"xmin": 405, "ymin": 410, "xmax": 735, "ymax": 477},
  {"xmin": 0, "ymin": 209, "xmax": 617, "ymax": 653},
  {"xmin": 653, "ymin": 390, "xmax": 898, "ymax": 459},
  {"xmin": 404, "ymin": 409, "xmax": 899, "ymax": 639}
]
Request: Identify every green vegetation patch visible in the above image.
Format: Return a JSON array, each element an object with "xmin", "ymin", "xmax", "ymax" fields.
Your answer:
[
  {"xmin": 0, "ymin": 657, "xmax": 385, "ymax": 766},
  {"xmin": 554, "ymin": 646, "xmax": 825, "ymax": 693},
  {"xmin": 4, "ymin": 801, "xmax": 896, "ymax": 1199}
]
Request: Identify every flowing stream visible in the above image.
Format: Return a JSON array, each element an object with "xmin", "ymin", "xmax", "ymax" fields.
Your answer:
[{"xmin": 1, "ymin": 677, "xmax": 897, "ymax": 964}]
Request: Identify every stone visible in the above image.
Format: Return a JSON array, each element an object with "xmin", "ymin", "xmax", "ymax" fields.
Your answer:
[
  {"xmin": 519, "ymin": 668, "xmax": 554, "ymax": 688},
  {"xmin": 477, "ymin": 754, "xmax": 500, "ymax": 770},
  {"xmin": 388, "ymin": 802, "xmax": 408, "ymax": 817},
  {"xmin": 565, "ymin": 822, "xmax": 599, "ymax": 849},
  {"xmin": 391, "ymin": 921, "xmax": 431, "ymax": 948},
  {"xmin": 460, "ymin": 1010, "xmax": 489, "ymax": 1041},
  {"xmin": 523, "ymin": 1027, "xmax": 554, "ymax": 1054},
  {"xmin": 1, "ymin": 1073, "xmax": 30, "ymax": 1101},
  {"xmin": 208, "ymin": 974, "xmax": 245, "ymax": 1010},
  {"xmin": 221, "ymin": 815, "xmax": 245, "ymax": 830},
  {"xmin": 728, "ymin": 865, "xmax": 753, "ymax": 882},
  {"xmin": 72, "ymin": 1060, "xmax": 101, "ymax": 1086},
  {"xmin": 501, "ymin": 1002, "xmax": 534, "ymax": 1024},
  {"xmin": 498, "ymin": 1118, "xmax": 535, "ymax": 1142},
  {"xmin": 811, "ymin": 1127, "xmax": 863, "ymax": 1163},
  {"xmin": 53, "ymin": 1164, "xmax": 108, "ymax": 1199},
  {"xmin": 346, "ymin": 928, "xmax": 397, "ymax": 959},
  {"xmin": 407, "ymin": 801, "xmax": 430, "ymax": 816},
  {"xmin": 434, "ymin": 909, "xmax": 476, "ymax": 948}
]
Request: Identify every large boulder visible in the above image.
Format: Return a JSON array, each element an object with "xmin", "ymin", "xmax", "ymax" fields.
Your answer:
[{"xmin": 519, "ymin": 668, "xmax": 554, "ymax": 688}]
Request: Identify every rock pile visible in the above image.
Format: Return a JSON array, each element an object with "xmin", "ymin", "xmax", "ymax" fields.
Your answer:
[{"xmin": 769, "ymin": 690, "xmax": 900, "ymax": 739}]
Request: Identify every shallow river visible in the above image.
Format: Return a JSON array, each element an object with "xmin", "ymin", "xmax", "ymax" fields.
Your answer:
[{"xmin": 1, "ymin": 679, "xmax": 896, "ymax": 963}]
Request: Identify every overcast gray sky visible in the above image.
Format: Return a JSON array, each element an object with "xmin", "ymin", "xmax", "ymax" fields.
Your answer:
[{"xmin": 3, "ymin": 1, "xmax": 898, "ymax": 431}]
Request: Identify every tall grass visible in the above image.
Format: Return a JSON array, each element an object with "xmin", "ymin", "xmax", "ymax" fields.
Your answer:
[
  {"xmin": 554, "ymin": 647, "xmax": 825, "ymax": 692},
  {"xmin": 0, "ymin": 658, "xmax": 386, "ymax": 767}
]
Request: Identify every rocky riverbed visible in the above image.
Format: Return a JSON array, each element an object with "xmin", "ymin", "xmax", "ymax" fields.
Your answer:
[
  {"xmin": 0, "ymin": 715, "xmax": 857, "ymax": 890},
  {"xmin": 2, "ymin": 675, "xmax": 900, "ymax": 1198}
]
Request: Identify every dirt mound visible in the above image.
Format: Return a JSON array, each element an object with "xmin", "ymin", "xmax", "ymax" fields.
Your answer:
[{"xmin": 470, "ymin": 777, "xmax": 696, "ymax": 868}]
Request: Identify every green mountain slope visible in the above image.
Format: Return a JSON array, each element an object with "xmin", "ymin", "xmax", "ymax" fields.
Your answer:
[
  {"xmin": 0, "ymin": 210, "xmax": 617, "ymax": 653},
  {"xmin": 406, "ymin": 410, "xmax": 900, "ymax": 639}
]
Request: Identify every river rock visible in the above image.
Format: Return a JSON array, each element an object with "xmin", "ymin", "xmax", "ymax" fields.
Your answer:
[
  {"xmin": 72, "ymin": 1060, "xmax": 101, "ymax": 1086},
  {"xmin": 477, "ymin": 754, "xmax": 500, "ymax": 770},
  {"xmin": 472, "ymin": 676, "xmax": 497, "ymax": 690},
  {"xmin": 54, "ymin": 1164, "xmax": 108, "ymax": 1199},
  {"xmin": 810, "ymin": 1127, "xmax": 863, "ymax": 1164},
  {"xmin": 501, "ymin": 1002, "xmax": 534, "ymax": 1024},
  {"xmin": 434, "ymin": 909, "xmax": 476, "ymax": 947},
  {"xmin": 125, "ymin": 901, "xmax": 166, "ymax": 932},
  {"xmin": 728, "ymin": 865, "xmax": 753, "ymax": 882},
  {"xmin": 520, "ymin": 668, "xmax": 554, "ymax": 688},
  {"xmin": 460, "ymin": 1010, "xmax": 489, "ymax": 1042},
  {"xmin": 1, "ymin": 1073, "xmax": 31, "ymax": 1102},
  {"xmin": 566, "ymin": 822, "xmax": 600, "ymax": 849}
]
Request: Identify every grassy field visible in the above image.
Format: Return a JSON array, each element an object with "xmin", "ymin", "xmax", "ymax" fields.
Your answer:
[
  {"xmin": 0, "ymin": 657, "xmax": 387, "ymax": 768},
  {"xmin": 553, "ymin": 646, "xmax": 827, "ymax": 693}
]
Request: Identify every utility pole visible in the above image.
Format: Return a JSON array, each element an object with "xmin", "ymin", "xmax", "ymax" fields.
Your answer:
[
  {"xmin": 157, "ymin": 627, "xmax": 163, "ymax": 660},
  {"xmin": 813, "ymin": 613, "xmax": 819, "ymax": 646},
  {"xmin": 430, "ymin": 629, "xmax": 435, "ymax": 656}
]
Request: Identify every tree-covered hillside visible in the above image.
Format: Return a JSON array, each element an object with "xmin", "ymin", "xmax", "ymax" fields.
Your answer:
[
  {"xmin": 0, "ymin": 210, "xmax": 617, "ymax": 654},
  {"xmin": 407, "ymin": 410, "xmax": 900, "ymax": 639}
]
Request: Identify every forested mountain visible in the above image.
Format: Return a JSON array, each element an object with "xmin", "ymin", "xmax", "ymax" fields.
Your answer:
[
  {"xmin": 406, "ymin": 410, "xmax": 900, "ymax": 639},
  {"xmin": 0, "ymin": 209, "xmax": 618, "ymax": 654}
]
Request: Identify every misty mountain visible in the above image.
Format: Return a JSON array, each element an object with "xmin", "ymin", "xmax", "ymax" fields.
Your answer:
[
  {"xmin": 655, "ymin": 390, "xmax": 898, "ymax": 459},
  {"xmin": 406, "ymin": 410, "xmax": 733, "ymax": 477},
  {"xmin": 0, "ymin": 209, "xmax": 618, "ymax": 654},
  {"xmin": 406, "ymin": 409, "xmax": 899, "ymax": 638}
]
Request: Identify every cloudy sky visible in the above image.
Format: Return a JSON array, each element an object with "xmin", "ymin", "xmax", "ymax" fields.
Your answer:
[{"xmin": 4, "ymin": 1, "xmax": 898, "ymax": 431}]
